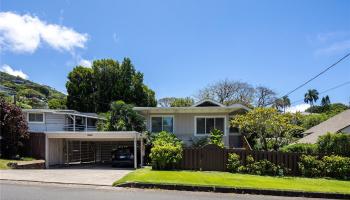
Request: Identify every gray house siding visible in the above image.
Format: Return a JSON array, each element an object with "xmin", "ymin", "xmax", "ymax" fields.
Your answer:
[
  {"xmin": 141, "ymin": 113, "xmax": 233, "ymax": 147},
  {"xmin": 25, "ymin": 112, "xmax": 66, "ymax": 132}
]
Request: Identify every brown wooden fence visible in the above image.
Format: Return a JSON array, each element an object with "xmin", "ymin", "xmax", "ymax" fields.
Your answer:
[
  {"xmin": 177, "ymin": 144, "xmax": 302, "ymax": 175},
  {"xmin": 23, "ymin": 132, "xmax": 46, "ymax": 159}
]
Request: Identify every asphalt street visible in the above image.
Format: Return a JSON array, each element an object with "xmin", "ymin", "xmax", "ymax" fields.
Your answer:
[{"xmin": 0, "ymin": 181, "xmax": 332, "ymax": 200}]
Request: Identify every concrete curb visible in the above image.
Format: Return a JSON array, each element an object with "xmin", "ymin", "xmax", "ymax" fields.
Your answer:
[
  {"xmin": 117, "ymin": 182, "xmax": 350, "ymax": 199},
  {"xmin": 0, "ymin": 179, "xmax": 111, "ymax": 187}
]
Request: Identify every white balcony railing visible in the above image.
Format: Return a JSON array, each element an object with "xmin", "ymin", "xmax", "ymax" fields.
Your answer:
[{"xmin": 63, "ymin": 124, "xmax": 97, "ymax": 132}]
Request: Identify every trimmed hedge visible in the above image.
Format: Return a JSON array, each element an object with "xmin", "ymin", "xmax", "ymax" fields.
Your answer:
[
  {"xmin": 280, "ymin": 143, "xmax": 318, "ymax": 154},
  {"xmin": 282, "ymin": 133, "xmax": 350, "ymax": 157},
  {"xmin": 317, "ymin": 133, "xmax": 350, "ymax": 157},
  {"xmin": 299, "ymin": 155, "xmax": 350, "ymax": 180},
  {"xmin": 227, "ymin": 153, "xmax": 289, "ymax": 176}
]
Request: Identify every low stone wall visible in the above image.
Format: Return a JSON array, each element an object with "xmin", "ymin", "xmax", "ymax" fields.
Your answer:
[{"xmin": 7, "ymin": 160, "xmax": 45, "ymax": 169}]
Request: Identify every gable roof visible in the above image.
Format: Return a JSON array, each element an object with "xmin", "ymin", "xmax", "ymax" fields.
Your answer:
[
  {"xmin": 191, "ymin": 99, "xmax": 225, "ymax": 107},
  {"xmin": 298, "ymin": 109, "xmax": 350, "ymax": 144},
  {"xmin": 134, "ymin": 99, "xmax": 250, "ymax": 114}
]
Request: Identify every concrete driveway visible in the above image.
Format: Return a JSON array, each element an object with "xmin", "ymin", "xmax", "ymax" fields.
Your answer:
[{"xmin": 0, "ymin": 166, "xmax": 132, "ymax": 186}]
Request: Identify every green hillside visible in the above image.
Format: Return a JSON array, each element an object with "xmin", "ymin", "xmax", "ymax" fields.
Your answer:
[{"xmin": 0, "ymin": 72, "xmax": 66, "ymax": 109}]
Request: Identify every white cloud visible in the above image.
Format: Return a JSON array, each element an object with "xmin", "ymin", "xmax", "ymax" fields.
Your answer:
[
  {"xmin": 316, "ymin": 31, "xmax": 350, "ymax": 43},
  {"xmin": 0, "ymin": 11, "xmax": 88, "ymax": 53},
  {"xmin": 0, "ymin": 64, "xmax": 28, "ymax": 79},
  {"xmin": 315, "ymin": 40, "xmax": 350, "ymax": 56},
  {"xmin": 285, "ymin": 103, "xmax": 310, "ymax": 113},
  {"xmin": 112, "ymin": 33, "xmax": 119, "ymax": 43},
  {"xmin": 78, "ymin": 58, "xmax": 92, "ymax": 67}
]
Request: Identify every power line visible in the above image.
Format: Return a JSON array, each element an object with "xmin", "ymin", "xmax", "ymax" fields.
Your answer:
[
  {"xmin": 290, "ymin": 81, "xmax": 350, "ymax": 105},
  {"xmin": 283, "ymin": 53, "xmax": 350, "ymax": 97}
]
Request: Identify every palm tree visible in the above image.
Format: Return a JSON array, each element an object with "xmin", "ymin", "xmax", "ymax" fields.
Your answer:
[
  {"xmin": 304, "ymin": 89, "xmax": 319, "ymax": 107},
  {"xmin": 281, "ymin": 96, "xmax": 291, "ymax": 113},
  {"xmin": 321, "ymin": 95, "xmax": 331, "ymax": 107},
  {"xmin": 273, "ymin": 96, "xmax": 291, "ymax": 113}
]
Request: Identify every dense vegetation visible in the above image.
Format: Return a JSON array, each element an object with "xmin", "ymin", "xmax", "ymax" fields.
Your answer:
[
  {"xmin": 0, "ymin": 97, "xmax": 28, "ymax": 159},
  {"xmin": 66, "ymin": 58, "xmax": 157, "ymax": 113},
  {"xmin": 231, "ymin": 107, "xmax": 304, "ymax": 151},
  {"xmin": 282, "ymin": 133, "xmax": 350, "ymax": 157},
  {"xmin": 149, "ymin": 131, "xmax": 183, "ymax": 170},
  {"xmin": 0, "ymin": 72, "xmax": 66, "ymax": 109},
  {"xmin": 97, "ymin": 100, "xmax": 146, "ymax": 132}
]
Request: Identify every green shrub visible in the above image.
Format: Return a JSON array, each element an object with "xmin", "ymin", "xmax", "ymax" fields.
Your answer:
[
  {"xmin": 299, "ymin": 155, "xmax": 324, "ymax": 177},
  {"xmin": 150, "ymin": 131, "xmax": 183, "ymax": 170},
  {"xmin": 209, "ymin": 129, "xmax": 224, "ymax": 148},
  {"xmin": 236, "ymin": 155, "xmax": 288, "ymax": 176},
  {"xmin": 301, "ymin": 114, "xmax": 328, "ymax": 129},
  {"xmin": 322, "ymin": 155, "xmax": 350, "ymax": 180},
  {"xmin": 317, "ymin": 133, "xmax": 350, "ymax": 157},
  {"xmin": 280, "ymin": 143, "xmax": 318, "ymax": 154},
  {"xmin": 227, "ymin": 153, "xmax": 241, "ymax": 173}
]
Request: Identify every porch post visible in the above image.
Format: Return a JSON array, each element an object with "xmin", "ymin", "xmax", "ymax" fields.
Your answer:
[
  {"xmin": 134, "ymin": 134, "xmax": 137, "ymax": 169},
  {"xmin": 45, "ymin": 134, "xmax": 49, "ymax": 169},
  {"xmin": 140, "ymin": 136, "xmax": 144, "ymax": 167},
  {"xmin": 85, "ymin": 117, "xmax": 88, "ymax": 132},
  {"xmin": 73, "ymin": 115, "xmax": 76, "ymax": 132}
]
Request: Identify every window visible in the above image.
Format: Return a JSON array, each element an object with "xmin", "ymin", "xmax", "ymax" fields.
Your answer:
[
  {"xmin": 196, "ymin": 117, "xmax": 225, "ymax": 135},
  {"xmin": 28, "ymin": 113, "xmax": 44, "ymax": 123},
  {"xmin": 151, "ymin": 116, "xmax": 174, "ymax": 133}
]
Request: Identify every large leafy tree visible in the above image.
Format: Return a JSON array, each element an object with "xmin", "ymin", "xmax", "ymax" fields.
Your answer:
[
  {"xmin": 196, "ymin": 79, "xmax": 255, "ymax": 106},
  {"xmin": 170, "ymin": 97, "xmax": 194, "ymax": 107},
  {"xmin": 66, "ymin": 66, "xmax": 95, "ymax": 112},
  {"xmin": 66, "ymin": 58, "xmax": 157, "ymax": 112},
  {"xmin": 231, "ymin": 107, "xmax": 303, "ymax": 151},
  {"xmin": 99, "ymin": 100, "xmax": 146, "ymax": 132},
  {"xmin": 255, "ymin": 86, "xmax": 277, "ymax": 107},
  {"xmin": 304, "ymin": 89, "xmax": 319, "ymax": 108},
  {"xmin": 158, "ymin": 97, "xmax": 194, "ymax": 107},
  {"xmin": 0, "ymin": 97, "xmax": 29, "ymax": 158}
]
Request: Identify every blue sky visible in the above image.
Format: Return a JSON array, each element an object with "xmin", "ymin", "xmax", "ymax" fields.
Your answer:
[{"xmin": 1, "ymin": 0, "xmax": 349, "ymax": 110}]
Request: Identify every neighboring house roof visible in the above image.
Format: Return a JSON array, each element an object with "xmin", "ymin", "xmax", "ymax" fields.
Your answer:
[
  {"xmin": 191, "ymin": 99, "xmax": 225, "ymax": 107},
  {"xmin": 23, "ymin": 109, "xmax": 103, "ymax": 120},
  {"xmin": 134, "ymin": 99, "xmax": 250, "ymax": 114},
  {"xmin": 298, "ymin": 109, "xmax": 350, "ymax": 144}
]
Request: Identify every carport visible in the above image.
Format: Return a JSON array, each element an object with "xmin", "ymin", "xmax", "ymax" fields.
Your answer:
[{"xmin": 45, "ymin": 131, "xmax": 145, "ymax": 169}]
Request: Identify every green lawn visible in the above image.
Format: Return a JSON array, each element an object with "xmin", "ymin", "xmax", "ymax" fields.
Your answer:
[
  {"xmin": 114, "ymin": 167, "xmax": 350, "ymax": 194},
  {"xmin": 0, "ymin": 158, "xmax": 35, "ymax": 169}
]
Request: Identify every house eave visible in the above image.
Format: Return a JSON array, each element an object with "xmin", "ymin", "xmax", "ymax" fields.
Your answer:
[{"xmin": 133, "ymin": 105, "xmax": 248, "ymax": 114}]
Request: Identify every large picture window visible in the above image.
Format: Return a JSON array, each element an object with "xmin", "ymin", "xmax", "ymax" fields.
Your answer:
[
  {"xmin": 195, "ymin": 117, "xmax": 225, "ymax": 135},
  {"xmin": 151, "ymin": 116, "xmax": 174, "ymax": 133},
  {"xmin": 28, "ymin": 113, "xmax": 44, "ymax": 123}
]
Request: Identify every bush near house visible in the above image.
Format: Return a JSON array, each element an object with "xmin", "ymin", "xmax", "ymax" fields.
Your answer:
[
  {"xmin": 282, "ymin": 133, "xmax": 350, "ymax": 157},
  {"xmin": 209, "ymin": 129, "xmax": 224, "ymax": 148},
  {"xmin": 280, "ymin": 143, "xmax": 318, "ymax": 154},
  {"xmin": 317, "ymin": 133, "xmax": 350, "ymax": 157},
  {"xmin": 227, "ymin": 153, "xmax": 289, "ymax": 176},
  {"xmin": 150, "ymin": 131, "xmax": 183, "ymax": 170},
  {"xmin": 299, "ymin": 155, "xmax": 350, "ymax": 180}
]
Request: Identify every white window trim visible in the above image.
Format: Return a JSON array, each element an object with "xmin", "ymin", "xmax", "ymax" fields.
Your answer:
[
  {"xmin": 27, "ymin": 112, "xmax": 45, "ymax": 124},
  {"xmin": 194, "ymin": 116, "xmax": 227, "ymax": 136},
  {"xmin": 150, "ymin": 115, "xmax": 175, "ymax": 133}
]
